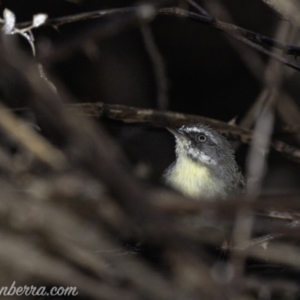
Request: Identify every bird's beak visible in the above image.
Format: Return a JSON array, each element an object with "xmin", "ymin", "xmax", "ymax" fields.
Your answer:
[{"xmin": 166, "ymin": 127, "xmax": 189, "ymax": 141}]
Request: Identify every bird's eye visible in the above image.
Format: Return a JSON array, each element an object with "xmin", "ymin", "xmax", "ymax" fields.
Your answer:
[{"xmin": 197, "ymin": 134, "xmax": 207, "ymax": 142}]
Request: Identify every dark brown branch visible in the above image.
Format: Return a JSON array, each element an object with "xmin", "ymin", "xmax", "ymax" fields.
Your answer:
[
  {"xmin": 38, "ymin": 5, "xmax": 158, "ymax": 64},
  {"xmin": 71, "ymin": 102, "xmax": 300, "ymax": 164},
  {"xmin": 158, "ymin": 7, "xmax": 300, "ymax": 70},
  {"xmin": 17, "ymin": 6, "xmax": 300, "ymax": 68},
  {"xmin": 186, "ymin": 0, "xmax": 213, "ymax": 20},
  {"xmin": 161, "ymin": 7, "xmax": 300, "ymax": 58},
  {"xmin": 140, "ymin": 24, "xmax": 169, "ymax": 110}
]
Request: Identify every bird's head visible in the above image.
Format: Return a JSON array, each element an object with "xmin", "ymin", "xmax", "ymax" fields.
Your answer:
[{"xmin": 167, "ymin": 124, "xmax": 235, "ymax": 167}]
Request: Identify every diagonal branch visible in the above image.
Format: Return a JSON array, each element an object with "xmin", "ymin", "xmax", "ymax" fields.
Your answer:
[
  {"xmin": 70, "ymin": 102, "xmax": 300, "ymax": 164},
  {"xmin": 16, "ymin": 5, "xmax": 300, "ymax": 68}
]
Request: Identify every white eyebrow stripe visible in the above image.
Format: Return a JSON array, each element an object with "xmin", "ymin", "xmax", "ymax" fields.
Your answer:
[{"xmin": 183, "ymin": 127, "xmax": 203, "ymax": 133}]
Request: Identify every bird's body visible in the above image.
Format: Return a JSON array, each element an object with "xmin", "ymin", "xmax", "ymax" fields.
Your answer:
[{"xmin": 163, "ymin": 124, "xmax": 244, "ymax": 200}]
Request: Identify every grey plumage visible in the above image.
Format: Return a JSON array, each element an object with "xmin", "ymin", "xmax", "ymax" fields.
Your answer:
[{"xmin": 163, "ymin": 124, "xmax": 245, "ymax": 199}]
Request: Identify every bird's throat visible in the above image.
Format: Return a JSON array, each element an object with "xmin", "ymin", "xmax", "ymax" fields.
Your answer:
[{"xmin": 166, "ymin": 156, "xmax": 218, "ymax": 199}]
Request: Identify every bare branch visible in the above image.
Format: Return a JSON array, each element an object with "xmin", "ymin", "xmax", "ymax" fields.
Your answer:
[
  {"xmin": 15, "ymin": 5, "xmax": 300, "ymax": 67},
  {"xmin": 140, "ymin": 24, "xmax": 169, "ymax": 110},
  {"xmin": 0, "ymin": 101, "xmax": 67, "ymax": 170},
  {"xmin": 262, "ymin": 0, "xmax": 300, "ymax": 28},
  {"xmin": 70, "ymin": 102, "xmax": 300, "ymax": 164}
]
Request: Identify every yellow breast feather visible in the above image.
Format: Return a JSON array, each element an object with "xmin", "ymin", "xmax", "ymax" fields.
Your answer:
[{"xmin": 167, "ymin": 156, "xmax": 218, "ymax": 199}]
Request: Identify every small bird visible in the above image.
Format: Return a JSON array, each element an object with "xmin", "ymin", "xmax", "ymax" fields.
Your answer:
[{"xmin": 163, "ymin": 124, "xmax": 245, "ymax": 200}]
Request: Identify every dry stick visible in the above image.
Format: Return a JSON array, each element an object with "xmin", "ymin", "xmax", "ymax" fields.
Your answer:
[
  {"xmin": 247, "ymin": 241, "xmax": 300, "ymax": 270},
  {"xmin": 201, "ymin": 0, "xmax": 268, "ymax": 131},
  {"xmin": 6, "ymin": 168, "xmax": 300, "ymax": 298},
  {"xmin": 165, "ymin": 220, "xmax": 300, "ymax": 293},
  {"xmin": 13, "ymin": 4, "xmax": 300, "ymax": 73},
  {"xmin": 1, "ymin": 51, "xmax": 204, "ymax": 300},
  {"xmin": 0, "ymin": 101, "xmax": 67, "ymax": 170},
  {"xmin": 157, "ymin": 195, "xmax": 300, "ymax": 244},
  {"xmin": 159, "ymin": 7, "xmax": 300, "ymax": 71},
  {"xmin": 16, "ymin": 4, "xmax": 300, "ymax": 59},
  {"xmin": 70, "ymin": 102, "xmax": 300, "ymax": 163},
  {"xmin": 29, "ymin": 106, "xmax": 213, "ymax": 299},
  {"xmin": 1, "ymin": 169, "xmax": 195, "ymax": 300},
  {"xmin": 234, "ymin": 89, "xmax": 271, "ymax": 146},
  {"xmin": 247, "ymin": 21, "xmax": 292, "ymax": 196},
  {"xmin": 61, "ymin": 1, "xmax": 300, "ymax": 141},
  {"xmin": 140, "ymin": 24, "xmax": 169, "ymax": 110},
  {"xmin": 194, "ymin": 0, "xmax": 300, "ymax": 141},
  {"xmin": 276, "ymin": 94, "xmax": 300, "ymax": 135},
  {"xmin": 0, "ymin": 70, "xmax": 201, "ymax": 299},
  {"xmin": 158, "ymin": 7, "xmax": 300, "ymax": 59},
  {"xmin": 169, "ymin": 0, "xmax": 299, "ymax": 139},
  {"xmin": 246, "ymin": 92, "xmax": 276, "ymax": 196},
  {"xmin": 203, "ymin": 0, "xmax": 265, "ymax": 81},
  {"xmin": 28, "ymin": 168, "xmax": 300, "ymax": 246},
  {"xmin": 186, "ymin": 0, "xmax": 213, "ymax": 20},
  {"xmin": 245, "ymin": 277, "xmax": 300, "ymax": 297},
  {"xmin": 274, "ymin": 26, "xmax": 300, "ymax": 135},
  {"xmin": 202, "ymin": 0, "xmax": 267, "ymax": 151},
  {"xmin": 153, "ymin": 191, "xmax": 300, "ymax": 223},
  {"xmin": 154, "ymin": 192, "xmax": 300, "ymax": 256},
  {"xmin": 26, "ymin": 175, "xmax": 299, "ymax": 288},
  {"xmin": 40, "ymin": 5, "xmax": 157, "ymax": 64},
  {"xmin": 0, "ymin": 146, "xmax": 15, "ymax": 173},
  {"xmin": 0, "ymin": 231, "xmax": 137, "ymax": 300},
  {"xmin": 165, "ymin": 249, "xmax": 223, "ymax": 299},
  {"xmin": 225, "ymin": 233, "xmax": 283, "ymax": 252},
  {"xmin": 0, "ymin": 178, "xmax": 135, "ymax": 296},
  {"xmin": 262, "ymin": 0, "xmax": 300, "ymax": 29},
  {"xmin": 230, "ymin": 22, "xmax": 289, "ymax": 294},
  {"xmin": 22, "ymin": 5, "xmax": 300, "ymax": 63},
  {"xmin": 0, "ymin": 180, "xmax": 123, "ymax": 283}
]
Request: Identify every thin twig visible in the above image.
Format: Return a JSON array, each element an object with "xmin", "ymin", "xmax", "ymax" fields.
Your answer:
[
  {"xmin": 15, "ymin": 5, "xmax": 300, "ymax": 67},
  {"xmin": 0, "ymin": 101, "xmax": 67, "ymax": 170},
  {"xmin": 203, "ymin": 0, "xmax": 265, "ymax": 81},
  {"xmin": 140, "ymin": 24, "xmax": 169, "ymax": 110},
  {"xmin": 186, "ymin": 0, "xmax": 213, "ymax": 20},
  {"xmin": 230, "ymin": 23, "xmax": 289, "ymax": 291}
]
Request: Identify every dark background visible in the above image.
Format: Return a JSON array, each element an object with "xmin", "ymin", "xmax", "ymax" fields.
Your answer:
[{"xmin": 1, "ymin": 0, "xmax": 299, "ymax": 194}]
